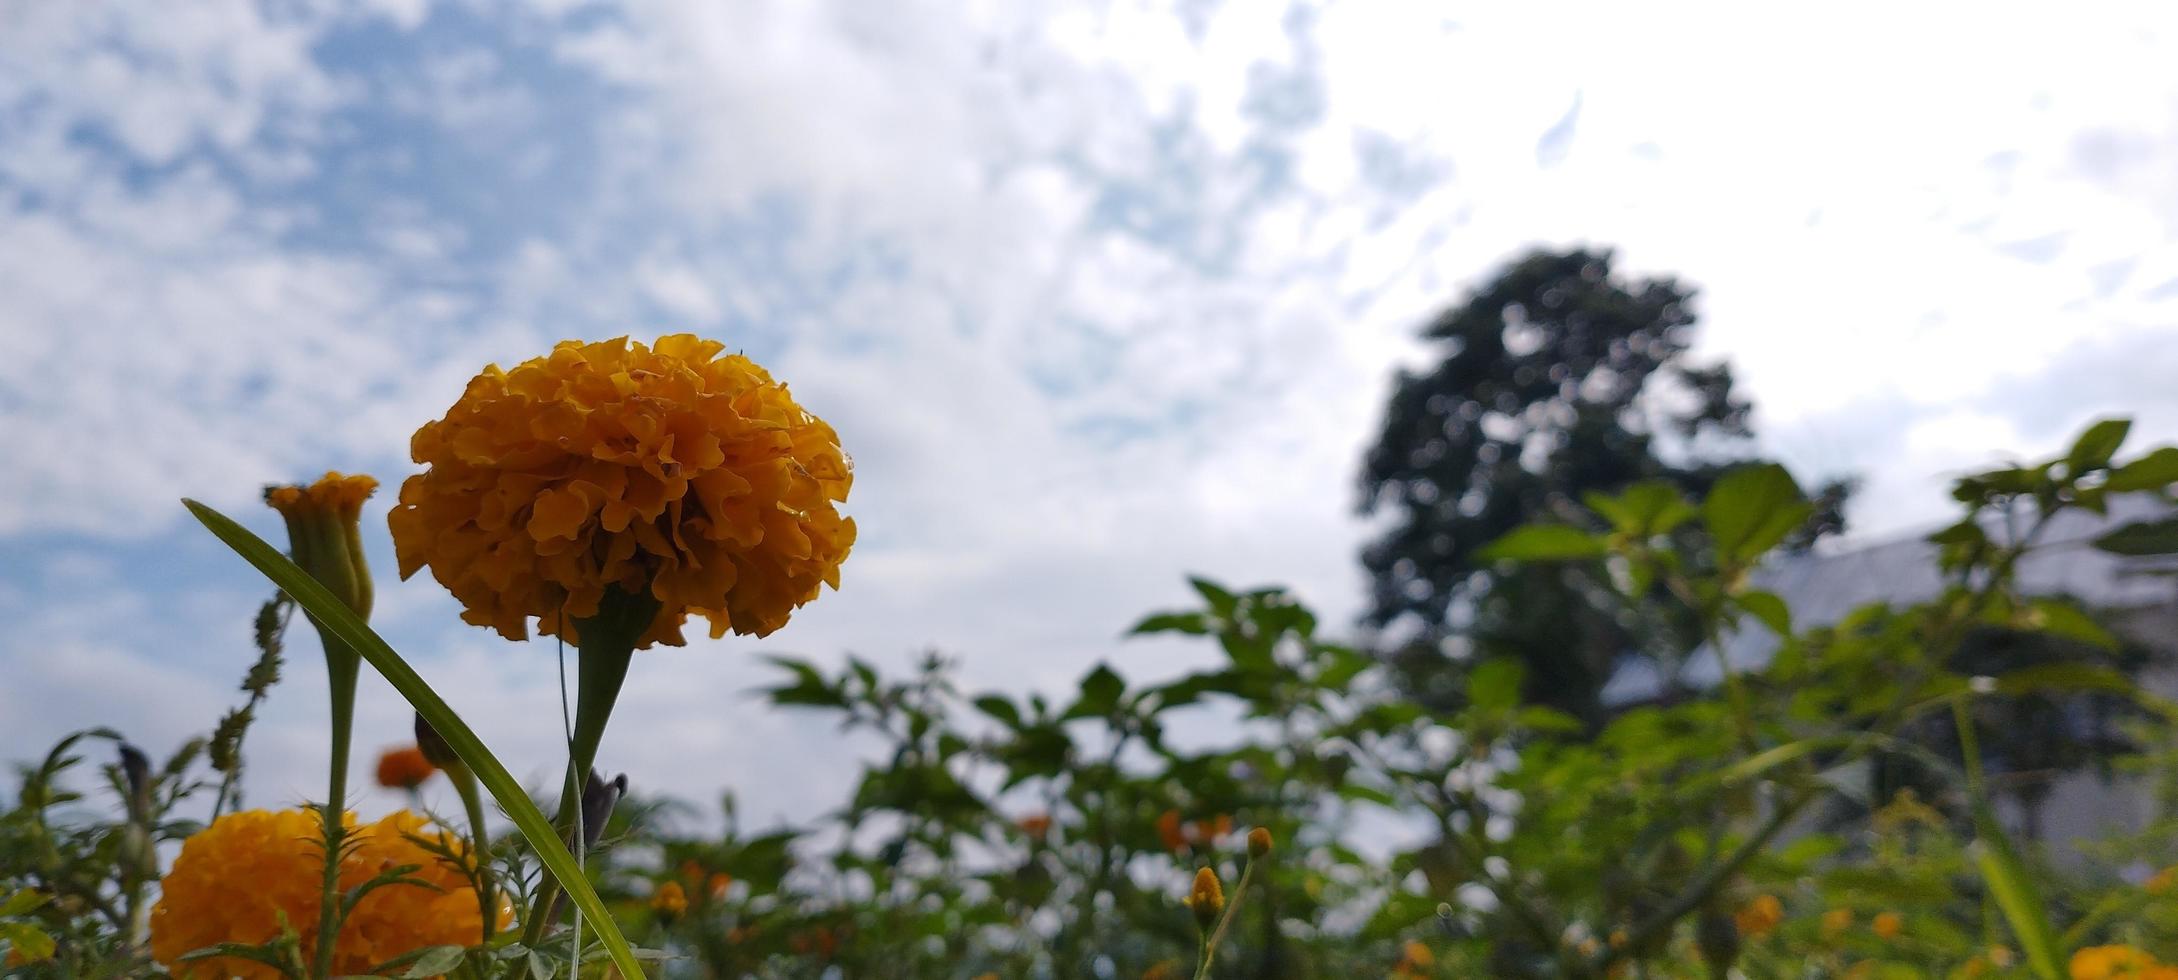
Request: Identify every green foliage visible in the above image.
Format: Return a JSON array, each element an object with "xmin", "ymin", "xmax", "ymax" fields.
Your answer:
[
  {"xmin": 1357, "ymin": 247, "xmax": 1853, "ymax": 729},
  {"xmin": 13, "ymin": 417, "xmax": 2178, "ymax": 978}
]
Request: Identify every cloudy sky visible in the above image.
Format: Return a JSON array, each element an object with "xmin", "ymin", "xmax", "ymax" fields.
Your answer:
[{"xmin": 5, "ymin": 0, "xmax": 2178, "ymax": 827}]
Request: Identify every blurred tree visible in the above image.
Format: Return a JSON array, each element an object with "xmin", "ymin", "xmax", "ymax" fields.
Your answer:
[{"xmin": 1358, "ymin": 247, "xmax": 1847, "ymax": 727}]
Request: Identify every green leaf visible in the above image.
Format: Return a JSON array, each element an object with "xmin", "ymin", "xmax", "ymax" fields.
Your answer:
[
  {"xmin": 1065, "ymin": 664, "xmax": 1126, "ymax": 720},
  {"xmin": 2107, "ymin": 446, "xmax": 2178, "ymax": 492},
  {"xmin": 2094, "ymin": 517, "xmax": 2178, "ymax": 556},
  {"xmin": 972, "ymin": 695, "xmax": 1022, "ymax": 728},
  {"xmin": 1128, "ymin": 611, "xmax": 1209, "ymax": 635},
  {"xmin": 0, "ymin": 922, "xmax": 55, "ymax": 964},
  {"xmin": 1736, "ymin": 590, "xmax": 1791, "ymax": 637},
  {"xmin": 1584, "ymin": 481, "xmax": 1695, "ymax": 538},
  {"xmin": 1994, "ymin": 662, "xmax": 2136, "ymax": 697},
  {"xmin": 2066, "ymin": 417, "xmax": 2131, "ymax": 475},
  {"xmin": 377, "ymin": 945, "xmax": 468, "ymax": 978},
  {"xmin": 183, "ymin": 500, "xmax": 650, "ymax": 980},
  {"xmin": 1971, "ymin": 835, "xmax": 2062, "ymax": 979},
  {"xmin": 1189, "ymin": 577, "xmax": 1240, "ymax": 617},
  {"xmin": 1703, "ymin": 464, "xmax": 1810, "ymax": 565},
  {"xmin": 0, "ymin": 889, "xmax": 47, "ymax": 917},
  {"xmin": 1476, "ymin": 525, "xmax": 1607, "ymax": 563},
  {"xmin": 1468, "ymin": 659, "xmax": 1524, "ymax": 714},
  {"xmin": 2026, "ymin": 599, "xmax": 2117, "ymax": 649}
]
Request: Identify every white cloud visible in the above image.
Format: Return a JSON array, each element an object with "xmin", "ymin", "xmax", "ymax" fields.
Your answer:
[{"xmin": 8, "ymin": 0, "xmax": 2178, "ymax": 823}]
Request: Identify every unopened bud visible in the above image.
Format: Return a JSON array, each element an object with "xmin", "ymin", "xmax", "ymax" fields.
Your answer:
[
  {"xmin": 580, "ymin": 770, "xmax": 628, "ymax": 853},
  {"xmin": 1247, "ymin": 827, "xmax": 1273, "ymax": 859},
  {"xmin": 413, "ymin": 713, "xmax": 460, "ymax": 770},
  {"xmin": 118, "ymin": 743, "xmax": 152, "ymax": 825},
  {"xmin": 1186, "ymin": 867, "xmax": 1225, "ymax": 932}
]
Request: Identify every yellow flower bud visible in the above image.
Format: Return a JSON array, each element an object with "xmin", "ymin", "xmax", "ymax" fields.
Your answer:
[
  {"xmin": 1247, "ymin": 827, "xmax": 1273, "ymax": 859},
  {"xmin": 1186, "ymin": 867, "xmax": 1224, "ymax": 932}
]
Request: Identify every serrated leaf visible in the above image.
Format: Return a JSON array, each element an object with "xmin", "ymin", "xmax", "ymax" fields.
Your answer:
[{"xmin": 1476, "ymin": 525, "xmax": 1607, "ymax": 563}]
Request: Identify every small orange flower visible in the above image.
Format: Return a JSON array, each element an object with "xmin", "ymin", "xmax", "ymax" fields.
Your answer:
[
  {"xmin": 1394, "ymin": 939, "xmax": 1436, "ymax": 978},
  {"xmin": 374, "ymin": 746, "xmax": 436, "ymax": 791},
  {"xmin": 651, "ymin": 880, "xmax": 688, "ymax": 920},
  {"xmin": 1734, "ymin": 893, "xmax": 1783, "ymax": 939},
  {"xmin": 1193, "ymin": 814, "xmax": 1233, "ymax": 844},
  {"xmin": 1822, "ymin": 908, "xmax": 1853, "ymax": 937},
  {"xmin": 1871, "ymin": 911, "xmax": 1902, "ymax": 940},
  {"xmin": 2149, "ymin": 867, "xmax": 2178, "ymax": 895},
  {"xmin": 1156, "ymin": 809, "xmax": 1187, "ymax": 852},
  {"xmin": 1019, "ymin": 813, "xmax": 1053, "ymax": 841},
  {"xmin": 707, "ymin": 871, "xmax": 733, "ymax": 899}
]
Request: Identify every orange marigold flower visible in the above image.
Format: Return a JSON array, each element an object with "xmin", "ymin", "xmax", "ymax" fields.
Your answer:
[
  {"xmin": 1157, "ymin": 809, "xmax": 1187, "ymax": 852},
  {"xmin": 707, "ymin": 871, "xmax": 733, "ymax": 899},
  {"xmin": 2148, "ymin": 867, "xmax": 2178, "ymax": 895},
  {"xmin": 150, "ymin": 809, "xmax": 491, "ymax": 979},
  {"xmin": 2071, "ymin": 945, "xmax": 2178, "ymax": 979},
  {"xmin": 1193, "ymin": 814, "xmax": 1233, "ymax": 845},
  {"xmin": 389, "ymin": 335, "xmax": 856, "ymax": 647},
  {"xmin": 651, "ymin": 880, "xmax": 688, "ymax": 920},
  {"xmin": 1734, "ymin": 893, "xmax": 1783, "ymax": 939},
  {"xmin": 1019, "ymin": 813, "xmax": 1053, "ymax": 841},
  {"xmin": 374, "ymin": 746, "xmax": 436, "ymax": 790},
  {"xmin": 1871, "ymin": 911, "xmax": 1902, "ymax": 940}
]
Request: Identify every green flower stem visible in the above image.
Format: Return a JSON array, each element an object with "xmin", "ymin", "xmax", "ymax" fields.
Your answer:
[
  {"xmin": 520, "ymin": 586, "xmax": 660, "ymax": 946},
  {"xmin": 446, "ymin": 762, "xmax": 498, "ymax": 944},
  {"xmin": 1193, "ymin": 858, "xmax": 1257, "ymax": 980},
  {"xmin": 312, "ymin": 635, "xmax": 360, "ymax": 980}
]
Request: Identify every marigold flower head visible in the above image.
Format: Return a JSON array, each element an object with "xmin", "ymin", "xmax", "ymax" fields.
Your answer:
[
  {"xmin": 150, "ymin": 809, "xmax": 494, "ymax": 979},
  {"xmin": 708, "ymin": 871, "xmax": 733, "ymax": 899},
  {"xmin": 389, "ymin": 335, "xmax": 855, "ymax": 647},
  {"xmin": 1734, "ymin": 893, "xmax": 1783, "ymax": 939},
  {"xmin": 1871, "ymin": 911, "xmax": 1902, "ymax": 940},
  {"xmin": 266, "ymin": 472, "xmax": 378, "ymax": 618},
  {"xmin": 2071, "ymin": 945, "xmax": 2178, "ymax": 979},
  {"xmin": 1019, "ymin": 813, "xmax": 1053, "ymax": 841},
  {"xmin": 1185, "ymin": 867, "xmax": 1224, "ymax": 931},
  {"xmin": 374, "ymin": 746, "xmax": 436, "ymax": 790},
  {"xmin": 2149, "ymin": 867, "xmax": 2178, "ymax": 895},
  {"xmin": 1247, "ymin": 827, "xmax": 1273, "ymax": 859},
  {"xmin": 651, "ymin": 880, "xmax": 688, "ymax": 920}
]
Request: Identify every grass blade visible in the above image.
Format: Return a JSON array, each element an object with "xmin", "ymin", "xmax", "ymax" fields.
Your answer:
[{"xmin": 183, "ymin": 498, "xmax": 646, "ymax": 979}]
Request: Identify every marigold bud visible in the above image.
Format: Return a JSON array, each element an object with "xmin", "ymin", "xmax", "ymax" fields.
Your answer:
[
  {"xmin": 1247, "ymin": 827, "xmax": 1273, "ymax": 859},
  {"xmin": 265, "ymin": 473, "xmax": 377, "ymax": 619},
  {"xmin": 1186, "ymin": 867, "xmax": 1224, "ymax": 932}
]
